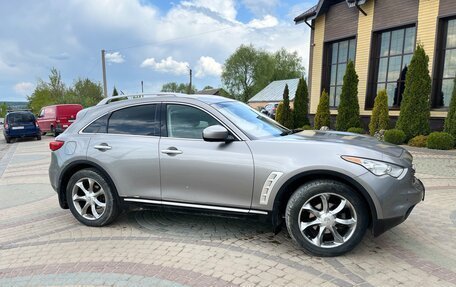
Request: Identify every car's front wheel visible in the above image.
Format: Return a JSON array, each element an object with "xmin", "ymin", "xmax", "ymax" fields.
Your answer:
[
  {"xmin": 285, "ymin": 180, "xmax": 368, "ymax": 256},
  {"xmin": 66, "ymin": 169, "xmax": 119, "ymax": 227}
]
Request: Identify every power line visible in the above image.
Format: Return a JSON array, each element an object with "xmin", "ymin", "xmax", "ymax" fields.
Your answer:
[{"xmin": 107, "ymin": 26, "xmax": 234, "ymax": 52}]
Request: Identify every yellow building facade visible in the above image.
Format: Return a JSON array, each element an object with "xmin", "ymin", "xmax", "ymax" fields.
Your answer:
[{"xmin": 295, "ymin": 0, "xmax": 456, "ymax": 129}]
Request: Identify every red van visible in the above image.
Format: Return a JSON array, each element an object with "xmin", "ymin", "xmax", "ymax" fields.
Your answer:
[{"xmin": 37, "ymin": 104, "xmax": 83, "ymax": 136}]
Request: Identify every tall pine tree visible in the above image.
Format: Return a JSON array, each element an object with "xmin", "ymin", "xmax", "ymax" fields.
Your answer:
[
  {"xmin": 280, "ymin": 84, "xmax": 294, "ymax": 128},
  {"xmin": 336, "ymin": 60, "xmax": 361, "ymax": 131},
  {"xmin": 293, "ymin": 77, "xmax": 310, "ymax": 128},
  {"xmin": 396, "ymin": 44, "xmax": 431, "ymax": 139},
  {"xmin": 369, "ymin": 89, "xmax": 389, "ymax": 135},
  {"xmin": 314, "ymin": 90, "xmax": 330, "ymax": 129},
  {"xmin": 444, "ymin": 77, "xmax": 456, "ymax": 143}
]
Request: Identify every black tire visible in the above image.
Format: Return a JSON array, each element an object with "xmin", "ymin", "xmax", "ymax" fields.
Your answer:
[
  {"xmin": 285, "ymin": 179, "xmax": 369, "ymax": 257},
  {"xmin": 36, "ymin": 134, "xmax": 42, "ymax": 140},
  {"xmin": 42, "ymin": 132, "xmax": 47, "ymax": 136},
  {"xmin": 51, "ymin": 126, "xmax": 59, "ymax": 137},
  {"xmin": 5, "ymin": 136, "xmax": 11, "ymax": 144},
  {"xmin": 66, "ymin": 168, "xmax": 120, "ymax": 227}
]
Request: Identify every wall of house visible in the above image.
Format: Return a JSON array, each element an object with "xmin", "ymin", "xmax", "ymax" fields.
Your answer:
[
  {"xmin": 309, "ymin": 15, "xmax": 326, "ymax": 115},
  {"xmin": 306, "ymin": 0, "xmax": 449, "ymax": 125},
  {"xmin": 324, "ymin": 1, "xmax": 359, "ymax": 42}
]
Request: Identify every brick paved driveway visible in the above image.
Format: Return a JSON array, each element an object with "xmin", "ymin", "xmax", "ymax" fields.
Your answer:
[{"xmin": 0, "ymin": 136, "xmax": 455, "ymax": 286}]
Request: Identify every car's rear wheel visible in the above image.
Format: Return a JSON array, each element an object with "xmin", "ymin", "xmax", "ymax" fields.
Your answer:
[
  {"xmin": 285, "ymin": 180, "xmax": 368, "ymax": 257},
  {"xmin": 36, "ymin": 134, "xmax": 41, "ymax": 140},
  {"xmin": 66, "ymin": 169, "xmax": 119, "ymax": 227},
  {"xmin": 5, "ymin": 136, "xmax": 11, "ymax": 143},
  {"xmin": 51, "ymin": 126, "xmax": 59, "ymax": 136}
]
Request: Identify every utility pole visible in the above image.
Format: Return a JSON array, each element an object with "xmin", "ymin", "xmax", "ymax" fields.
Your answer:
[
  {"xmin": 188, "ymin": 67, "xmax": 193, "ymax": 94},
  {"xmin": 141, "ymin": 81, "xmax": 144, "ymax": 93},
  {"xmin": 101, "ymin": 49, "xmax": 108, "ymax": 98}
]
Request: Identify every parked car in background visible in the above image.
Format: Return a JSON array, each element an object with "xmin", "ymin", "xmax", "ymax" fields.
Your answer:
[
  {"xmin": 37, "ymin": 104, "xmax": 83, "ymax": 136},
  {"xmin": 3, "ymin": 111, "xmax": 41, "ymax": 143},
  {"xmin": 49, "ymin": 93, "xmax": 424, "ymax": 257},
  {"xmin": 261, "ymin": 103, "xmax": 279, "ymax": 119}
]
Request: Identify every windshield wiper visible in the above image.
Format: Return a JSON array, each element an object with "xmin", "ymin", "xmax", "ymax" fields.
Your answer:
[{"xmin": 280, "ymin": 128, "xmax": 303, "ymax": 136}]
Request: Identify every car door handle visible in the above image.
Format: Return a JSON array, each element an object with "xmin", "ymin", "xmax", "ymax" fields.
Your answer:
[
  {"xmin": 161, "ymin": 149, "xmax": 183, "ymax": 155},
  {"xmin": 94, "ymin": 144, "xmax": 112, "ymax": 151}
]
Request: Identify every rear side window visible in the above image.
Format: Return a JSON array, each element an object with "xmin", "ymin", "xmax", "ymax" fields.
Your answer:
[
  {"xmin": 108, "ymin": 104, "xmax": 159, "ymax": 136},
  {"xmin": 83, "ymin": 114, "xmax": 109, "ymax": 133},
  {"xmin": 8, "ymin": 113, "xmax": 35, "ymax": 123}
]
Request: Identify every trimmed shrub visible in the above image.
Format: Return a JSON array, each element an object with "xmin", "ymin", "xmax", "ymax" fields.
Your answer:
[
  {"xmin": 408, "ymin": 135, "xmax": 428, "ymax": 147},
  {"xmin": 279, "ymin": 84, "xmax": 294, "ymax": 128},
  {"xmin": 314, "ymin": 90, "xmax": 330, "ymax": 130},
  {"xmin": 384, "ymin": 129, "xmax": 406, "ymax": 145},
  {"xmin": 444, "ymin": 77, "xmax": 456, "ymax": 141},
  {"xmin": 275, "ymin": 102, "xmax": 284, "ymax": 123},
  {"xmin": 302, "ymin": 125, "xmax": 312, "ymax": 130},
  {"xmin": 426, "ymin": 132, "xmax": 455, "ymax": 150},
  {"xmin": 396, "ymin": 44, "xmax": 431, "ymax": 139},
  {"xmin": 293, "ymin": 77, "xmax": 310, "ymax": 128},
  {"xmin": 369, "ymin": 89, "xmax": 389, "ymax": 136},
  {"xmin": 347, "ymin": 127, "xmax": 365, "ymax": 134},
  {"xmin": 336, "ymin": 60, "xmax": 361, "ymax": 131}
]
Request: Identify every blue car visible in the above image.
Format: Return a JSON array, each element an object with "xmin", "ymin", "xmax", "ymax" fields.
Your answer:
[{"xmin": 3, "ymin": 111, "xmax": 41, "ymax": 143}]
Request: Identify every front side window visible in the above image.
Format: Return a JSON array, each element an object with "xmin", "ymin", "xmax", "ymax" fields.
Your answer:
[
  {"xmin": 166, "ymin": 104, "xmax": 219, "ymax": 139},
  {"xmin": 214, "ymin": 101, "xmax": 288, "ymax": 139},
  {"xmin": 374, "ymin": 26, "xmax": 416, "ymax": 107},
  {"xmin": 436, "ymin": 18, "xmax": 456, "ymax": 108},
  {"xmin": 326, "ymin": 38, "xmax": 356, "ymax": 107},
  {"xmin": 108, "ymin": 104, "xmax": 159, "ymax": 136}
]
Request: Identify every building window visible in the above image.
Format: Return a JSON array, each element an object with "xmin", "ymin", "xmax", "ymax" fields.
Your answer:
[
  {"xmin": 326, "ymin": 38, "xmax": 356, "ymax": 107},
  {"xmin": 435, "ymin": 18, "xmax": 456, "ymax": 108},
  {"xmin": 374, "ymin": 26, "xmax": 416, "ymax": 107}
]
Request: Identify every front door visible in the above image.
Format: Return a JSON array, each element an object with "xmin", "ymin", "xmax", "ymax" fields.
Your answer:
[{"xmin": 159, "ymin": 103, "xmax": 254, "ymax": 209}]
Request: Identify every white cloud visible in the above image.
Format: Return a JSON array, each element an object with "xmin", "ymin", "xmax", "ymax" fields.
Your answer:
[
  {"xmin": 247, "ymin": 15, "xmax": 279, "ymax": 29},
  {"xmin": 14, "ymin": 82, "xmax": 34, "ymax": 95},
  {"xmin": 141, "ymin": 56, "xmax": 189, "ymax": 75},
  {"xmin": 105, "ymin": 52, "xmax": 125, "ymax": 63},
  {"xmin": 181, "ymin": 0, "xmax": 237, "ymax": 21},
  {"xmin": 242, "ymin": 0, "xmax": 278, "ymax": 16},
  {"xmin": 195, "ymin": 56, "xmax": 222, "ymax": 78}
]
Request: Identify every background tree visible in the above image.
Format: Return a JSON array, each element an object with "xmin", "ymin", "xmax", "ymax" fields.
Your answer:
[
  {"xmin": 203, "ymin": 85, "xmax": 213, "ymax": 90},
  {"xmin": 336, "ymin": 60, "xmax": 361, "ymax": 131},
  {"xmin": 222, "ymin": 44, "xmax": 304, "ymax": 103},
  {"xmin": 28, "ymin": 68, "xmax": 104, "ymax": 113},
  {"xmin": 444, "ymin": 77, "xmax": 456, "ymax": 141},
  {"xmin": 161, "ymin": 82, "xmax": 196, "ymax": 93},
  {"xmin": 0, "ymin": 102, "xmax": 8, "ymax": 118},
  {"xmin": 112, "ymin": 86, "xmax": 119, "ymax": 97},
  {"xmin": 293, "ymin": 77, "xmax": 310, "ymax": 128},
  {"xmin": 279, "ymin": 84, "xmax": 294, "ymax": 128},
  {"xmin": 314, "ymin": 90, "xmax": 330, "ymax": 129},
  {"xmin": 396, "ymin": 44, "xmax": 431, "ymax": 139},
  {"xmin": 369, "ymin": 89, "xmax": 389, "ymax": 135},
  {"xmin": 275, "ymin": 102, "xmax": 284, "ymax": 124}
]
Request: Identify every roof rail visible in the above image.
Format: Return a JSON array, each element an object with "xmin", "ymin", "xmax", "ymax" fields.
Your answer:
[{"xmin": 96, "ymin": 93, "xmax": 181, "ymax": 105}]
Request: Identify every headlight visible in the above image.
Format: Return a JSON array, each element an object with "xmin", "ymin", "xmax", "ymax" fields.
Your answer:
[{"xmin": 342, "ymin": 156, "xmax": 404, "ymax": 178}]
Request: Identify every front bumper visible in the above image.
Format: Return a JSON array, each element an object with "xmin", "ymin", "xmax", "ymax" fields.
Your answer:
[{"xmin": 357, "ymin": 169, "xmax": 425, "ymax": 237}]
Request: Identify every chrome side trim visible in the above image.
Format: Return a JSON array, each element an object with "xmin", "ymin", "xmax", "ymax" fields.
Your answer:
[
  {"xmin": 123, "ymin": 198, "xmax": 268, "ymax": 215},
  {"xmin": 259, "ymin": 172, "xmax": 283, "ymax": 205}
]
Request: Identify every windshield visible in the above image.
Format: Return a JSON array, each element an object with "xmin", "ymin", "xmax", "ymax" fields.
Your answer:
[{"xmin": 213, "ymin": 101, "xmax": 289, "ymax": 139}]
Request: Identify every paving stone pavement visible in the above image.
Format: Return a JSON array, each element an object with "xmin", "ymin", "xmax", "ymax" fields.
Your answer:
[{"xmin": 0, "ymin": 136, "xmax": 455, "ymax": 286}]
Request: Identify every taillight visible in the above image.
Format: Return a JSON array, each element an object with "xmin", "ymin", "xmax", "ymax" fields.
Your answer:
[
  {"xmin": 35, "ymin": 121, "xmax": 39, "ymax": 127},
  {"xmin": 50, "ymin": 141, "xmax": 64, "ymax": 151},
  {"xmin": 4, "ymin": 123, "xmax": 8, "ymax": 129}
]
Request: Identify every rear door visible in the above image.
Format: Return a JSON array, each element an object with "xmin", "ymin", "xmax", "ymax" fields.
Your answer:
[
  {"xmin": 8, "ymin": 113, "xmax": 37, "ymax": 136},
  {"xmin": 86, "ymin": 104, "xmax": 161, "ymax": 199}
]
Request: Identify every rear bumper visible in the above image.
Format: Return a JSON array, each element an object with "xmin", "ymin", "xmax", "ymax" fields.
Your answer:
[{"xmin": 4, "ymin": 130, "xmax": 40, "ymax": 138}]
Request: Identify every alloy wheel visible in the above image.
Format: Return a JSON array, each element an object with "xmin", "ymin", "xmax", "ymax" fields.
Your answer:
[{"xmin": 71, "ymin": 177, "xmax": 106, "ymax": 220}]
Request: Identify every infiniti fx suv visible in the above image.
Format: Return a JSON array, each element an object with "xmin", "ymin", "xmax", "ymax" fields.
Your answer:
[{"xmin": 49, "ymin": 93, "xmax": 425, "ymax": 256}]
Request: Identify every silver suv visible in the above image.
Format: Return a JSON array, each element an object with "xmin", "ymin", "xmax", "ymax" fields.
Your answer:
[{"xmin": 49, "ymin": 94, "xmax": 424, "ymax": 256}]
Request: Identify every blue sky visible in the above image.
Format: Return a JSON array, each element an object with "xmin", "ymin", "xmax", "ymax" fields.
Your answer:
[{"xmin": 0, "ymin": 0, "xmax": 313, "ymax": 102}]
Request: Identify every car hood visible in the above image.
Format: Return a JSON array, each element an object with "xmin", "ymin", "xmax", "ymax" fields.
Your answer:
[{"xmin": 275, "ymin": 130, "xmax": 405, "ymax": 159}]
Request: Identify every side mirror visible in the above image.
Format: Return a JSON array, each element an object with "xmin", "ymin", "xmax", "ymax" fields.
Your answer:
[{"xmin": 202, "ymin": 125, "xmax": 230, "ymax": 142}]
